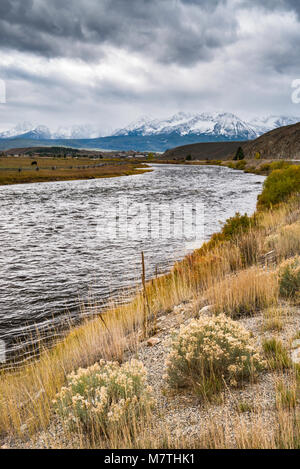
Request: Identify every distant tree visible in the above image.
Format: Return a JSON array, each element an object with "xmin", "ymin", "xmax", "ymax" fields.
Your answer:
[
  {"xmin": 186, "ymin": 154, "xmax": 192, "ymax": 161},
  {"xmin": 234, "ymin": 147, "xmax": 245, "ymax": 161},
  {"xmin": 31, "ymin": 160, "xmax": 38, "ymax": 166},
  {"xmin": 255, "ymin": 151, "xmax": 261, "ymax": 160}
]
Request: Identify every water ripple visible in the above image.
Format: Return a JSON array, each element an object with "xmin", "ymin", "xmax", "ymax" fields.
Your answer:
[{"xmin": 0, "ymin": 164, "xmax": 265, "ymax": 363}]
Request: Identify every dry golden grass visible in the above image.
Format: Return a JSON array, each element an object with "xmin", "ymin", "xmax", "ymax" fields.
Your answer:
[
  {"xmin": 262, "ymin": 306, "xmax": 288, "ymax": 332},
  {"xmin": 0, "ymin": 156, "xmax": 150, "ymax": 185},
  {"xmin": 0, "ymin": 260, "xmax": 200, "ymax": 438},
  {"xmin": 207, "ymin": 267, "xmax": 278, "ymax": 317},
  {"xmin": 1, "ymin": 191, "xmax": 300, "ymax": 447}
]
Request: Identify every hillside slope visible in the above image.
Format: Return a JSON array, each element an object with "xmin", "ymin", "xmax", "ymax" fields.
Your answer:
[
  {"xmin": 162, "ymin": 141, "xmax": 243, "ymax": 160},
  {"xmin": 242, "ymin": 122, "xmax": 300, "ymax": 160}
]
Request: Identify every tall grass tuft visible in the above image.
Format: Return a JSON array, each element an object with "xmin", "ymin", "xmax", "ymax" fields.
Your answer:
[
  {"xmin": 207, "ymin": 267, "xmax": 278, "ymax": 317},
  {"xmin": 262, "ymin": 338, "xmax": 292, "ymax": 370}
]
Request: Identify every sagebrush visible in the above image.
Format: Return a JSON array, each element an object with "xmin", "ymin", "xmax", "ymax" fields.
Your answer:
[
  {"xmin": 165, "ymin": 314, "xmax": 265, "ymax": 399},
  {"xmin": 54, "ymin": 359, "xmax": 155, "ymax": 439}
]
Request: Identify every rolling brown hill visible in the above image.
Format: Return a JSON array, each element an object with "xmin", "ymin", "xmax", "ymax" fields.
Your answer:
[
  {"xmin": 242, "ymin": 121, "xmax": 300, "ymax": 160},
  {"xmin": 162, "ymin": 141, "xmax": 243, "ymax": 161}
]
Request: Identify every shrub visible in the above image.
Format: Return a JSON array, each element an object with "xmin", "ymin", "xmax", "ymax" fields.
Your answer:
[
  {"xmin": 245, "ymin": 165, "xmax": 256, "ymax": 173},
  {"xmin": 221, "ymin": 213, "xmax": 252, "ymax": 239},
  {"xmin": 258, "ymin": 163, "xmax": 271, "ymax": 174},
  {"xmin": 257, "ymin": 161, "xmax": 291, "ymax": 175},
  {"xmin": 234, "ymin": 159, "xmax": 247, "ymax": 170},
  {"xmin": 269, "ymin": 161, "xmax": 291, "ymax": 171},
  {"xmin": 165, "ymin": 314, "xmax": 265, "ymax": 399},
  {"xmin": 204, "ymin": 213, "xmax": 253, "ymax": 251},
  {"xmin": 278, "ymin": 257, "xmax": 300, "ymax": 300},
  {"xmin": 257, "ymin": 165, "xmax": 300, "ymax": 209},
  {"xmin": 53, "ymin": 359, "xmax": 154, "ymax": 437}
]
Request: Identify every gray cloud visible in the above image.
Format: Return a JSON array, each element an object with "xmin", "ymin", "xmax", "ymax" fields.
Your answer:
[
  {"xmin": 1, "ymin": 0, "xmax": 300, "ymax": 132},
  {"xmin": 241, "ymin": 0, "xmax": 300, "ymax": 16},
  {"xmin": 0, "ymin": 0, "xmax": 238, "ymax": 65},
  {"xmin": 1, "ymin": 0, "xmax": 299, "ymax": 68}
]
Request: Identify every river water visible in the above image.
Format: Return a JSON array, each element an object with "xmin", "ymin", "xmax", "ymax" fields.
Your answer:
[{"xmin": 0, "ymin": 164, "xmax": 265, "ymax": 365}]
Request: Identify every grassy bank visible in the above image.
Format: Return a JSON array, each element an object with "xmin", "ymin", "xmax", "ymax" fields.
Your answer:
[
  {"xmin": 0, "ymin": 163, "xmax": 300, "ymax": 448},
  {"xmin": 151, "ymin": 157, "xmax": 300, "ymax": 176},
  {"xmin": 0, "ymin": 156, "xmax": 151, "ymax": 185}
]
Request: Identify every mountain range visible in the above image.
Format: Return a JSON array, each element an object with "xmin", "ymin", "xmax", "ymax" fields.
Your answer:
[
  {"xmin": 113, "ymin": 112, "xmax": 300, "ymax": 140},
  {"xmin": 0, "ymin": 112, "xmax": 299, "ymax": 152},
  {"xmin": 0, "ymin": 122, "xmax": 102, "ymax": 140}
]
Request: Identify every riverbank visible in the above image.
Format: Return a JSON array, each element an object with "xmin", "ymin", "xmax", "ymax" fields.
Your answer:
[
  {"xmin": 0, "ymin": 156, "xmax": 151, "ymax": 185},
  {"xmin": 1, "ymin": 163, "xmax": 300, "ymax": 449},
  {"xmin": 151, "ymin": 157, "xmax": 300, "ymax": 176}
]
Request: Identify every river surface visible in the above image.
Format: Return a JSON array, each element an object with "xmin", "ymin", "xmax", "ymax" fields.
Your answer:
[{"xmin": 0, "ymin": 164, "xmax": 265, "ymax": 365}]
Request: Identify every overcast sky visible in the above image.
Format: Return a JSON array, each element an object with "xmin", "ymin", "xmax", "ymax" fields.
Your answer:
[{"xmin": 1, "ymin": 0, "xmax": 300, "ymax": 133}]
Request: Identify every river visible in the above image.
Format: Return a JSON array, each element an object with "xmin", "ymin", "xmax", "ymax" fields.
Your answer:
[{"xmin": 0, "ymin": 164, "xmax": 265, "ymax": 365}]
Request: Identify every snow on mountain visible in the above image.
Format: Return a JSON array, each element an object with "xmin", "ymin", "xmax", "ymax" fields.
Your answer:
[
  {"xmin": 113, "ymin": 112, "xmax": 258, "ymax": 140},
  {"xmin": 0, "ymin": 123, "xmax": 102, "ymax": 140},
  {"xmin": 22, "ymin": 125, "xmax": 52, "ymax": 140},
  {"xmin": 249, "ymin": 115, "xmax": 300, "ymax": 135},
  {"xmin": 1, "ymin": 114, "xmax": 300, "ymax": 142},
  {"xmin": 52, "ymin": 125, "xmax": 101, "ymax": 139},
  {"xmin": 0, "ymin": 122, "xmax": 35, "ymax": 138}
]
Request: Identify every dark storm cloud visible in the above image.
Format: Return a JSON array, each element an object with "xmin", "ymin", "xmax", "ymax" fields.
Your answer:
[
  {"xmin": 0, "ymin": 0, "xmax": 238, "ymax": 65},
  {"xmin": 1, "ymin": 0, "xmax": 300, "ymax": 132}
]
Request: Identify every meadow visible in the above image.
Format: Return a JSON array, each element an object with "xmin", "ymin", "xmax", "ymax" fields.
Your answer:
[{"xmin": 0, "ymin": 156, "xmax": 150, "ymax": 185}]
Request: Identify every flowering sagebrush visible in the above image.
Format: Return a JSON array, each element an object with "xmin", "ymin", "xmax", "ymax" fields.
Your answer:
[
  {"xmin": 165, "ymin": 314, "xmax": 265, "ymax": 399},
  {"xmin": 53, "ymin": 359, "xmax": 155, "ymax": 436}
]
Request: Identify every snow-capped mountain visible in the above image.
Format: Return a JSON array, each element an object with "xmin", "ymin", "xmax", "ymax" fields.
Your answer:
[
  {"xmin": 0, "ymin": 123, "xmax": 102, "ymax": 140},
  {"xmin": 113, "ymin": 112, "xmax": 257, "ymax": 139},
  {"xmin": 113, "ymin": 112, "xmax": 300, "ymax": 140},
  {"xmin": 249, "ymin": 115, "xmax": 300, "ymax": 135},
  {"xmin": 21, "ymin": 125, "xmax": 52, "ymax": 140},
  {"xmin": 52, "ymin": 125, "xmax": 101, "ymax": 139},
  {"xmin": 1, "ymin": 113, "xmax": 300, "ymax": 144},
  {"xmin": 0, "ymin": 122, "xmax": 35, "ymax": 139}
]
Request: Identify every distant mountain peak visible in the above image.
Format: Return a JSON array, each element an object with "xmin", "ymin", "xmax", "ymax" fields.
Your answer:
[
  {"xmin": 1, "ymin": 113, "xmax": 300, "ymax": 147},
  {"xmin": 0, "ymin": 123, "xmax": 102, "ymax": 140},
  {"xmin": 113, "ymin": 112, "xmax": 256, "ymax": 139},
  {"xmin": 112, "ymin": 112, "xmax": 300, "ymax": 141}
]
